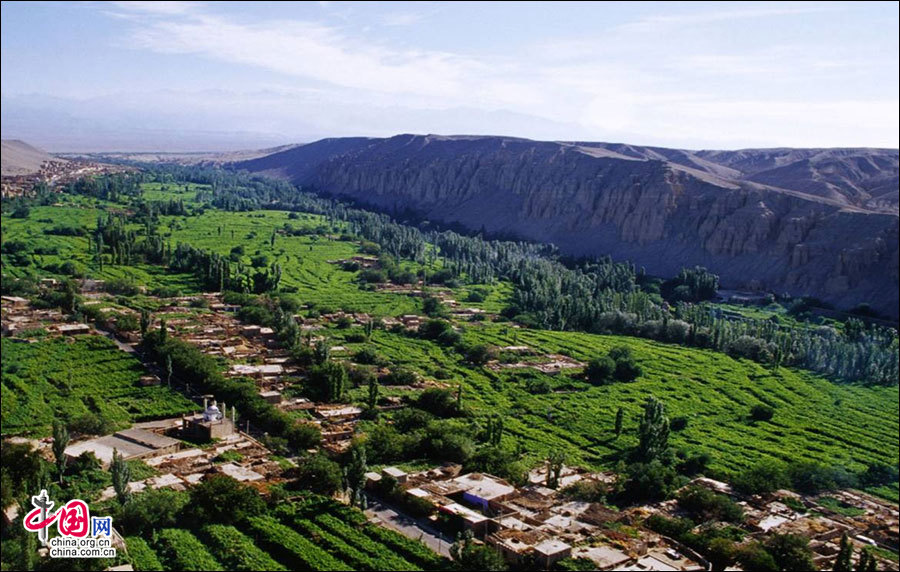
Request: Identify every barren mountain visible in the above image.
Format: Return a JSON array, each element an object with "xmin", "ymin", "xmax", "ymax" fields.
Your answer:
[
  {"xmin": 1, "ymin": 139, "xmax": 65, "ymax": 176},
  {"xmin": 235, "ymin": 134, "xmax": 900, "ymax": 318}
]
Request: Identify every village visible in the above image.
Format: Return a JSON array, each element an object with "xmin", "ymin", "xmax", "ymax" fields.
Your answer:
[
  {"xmin": 2, "ymin": 281, "xmax": 899, "ymax": 571},
  {"xmin": 0, "ymin": 157, "xmax": 132, "ymax": 198}
]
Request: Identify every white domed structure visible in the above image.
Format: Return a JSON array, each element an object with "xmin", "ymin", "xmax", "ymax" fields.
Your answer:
[{"xmin": 203, "ymin": 401, "xmax": 222, "ymax": 422}]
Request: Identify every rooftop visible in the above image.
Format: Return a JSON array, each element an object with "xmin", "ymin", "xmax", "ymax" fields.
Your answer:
[
  {"xmin": 451, "ymin": 473, "xmax": 516, "ymax": 501},
  {"xmin": 533, "ymin": 538, "xmax": 571, "ymax": 556},
  {"xmin": 440, "ymin": 503, "xmax": 489, "ymax": 524},
  {"xmin": 114, "ymin": 428, "xmax": 180, "ymax": 450}
]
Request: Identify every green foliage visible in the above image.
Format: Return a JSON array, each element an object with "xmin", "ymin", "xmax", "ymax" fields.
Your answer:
[
  {"xmin": 307, "ymin": 361, "xmax": 348, "ymax": 402},
  {"xmin": 662, "ymin": 266, "xmax": 719, "ymax": 302},
  {"xmin": 288, "ymin": 454, "xmax": 343, "ymax": 496},
  {"xmin": 676, "ymin": 485, "xmax": 744, "ymax": 523},
  {"xmin": 246, "ymin": 515, "xmax": 349, "ymax": 571},
  {"xmin": 188, "ymin": 475, "xmax": 266, "ymax": 526},
  {"xmin": 52, "ymin": 419, "xmax": 69, "ymax": 484},
  {"xmin": 115, "ymin": 489, "xmax": 189, "ymax": 536},
  {"xmin": 464, "ymin": 343, "xmax": 497, "ymax": 365},
  {"xmin": 111, "ymin": 448, "xmax": 132, "ymax": 504},
  {"xmin": 422, "ymin": 295, "xmax": 448, "ymax": 317},
  {"xmin": 466, "ymin": 445, "xmax": 526, "ymax": 485},
  {"xmin": 734, "ymin": 461, "xmax": 792, "ymax": 495},
  {"xmin": 559, "ymin": 479, "xmax": 608, "ymax": 503},
  {"xmin": 751, "ymin": 403, "xmax": 776, "ymax": 422},
  {"xmin": 2, "ymin": 336, "xmax": 195, "ymax": 437},
  {"xmin": 623, "ymin": 460, "xmax": 681, "ymax": 502},
  {"xmin": 155, "ymin": 528, "xmax": 224, "ymax": 571},
  {"xmin": 834, "ymin": 533, "xmax": 854, "ymax": 572},
  {"xmin": 764, "ymin": 533, "xmax": 815, "ymax": 571},
  {"xmin": 585, "ymin": 356, "xmax": 616, "ymax": 384},
  {"xmin": 417, "ymin": 388, "xmax": 460, "ymax": 418},
  {"xmin": 450, "ymin": 530, "xmax": 506, "ymax": 571},
  {"xmin": 637, "ymin": 395, "xmax": 670, "ymax": 461},
  {"xmin": 735, "ymin": 542, "xmax": 779, "ymax": 572},
  {"xmin": 360, "ymin": 519, "xmax": 446, "ymax": 569},
  {"xmin": 201, "ymin": 524, "xmax": 287, "ymax": 571},
  {"xmin": 125, "ymin": 536, "xmax": 164, "ymax": 572},
  {"xmin": 1, "ymin": 440, "xmax": 46, "ymax": 508}
]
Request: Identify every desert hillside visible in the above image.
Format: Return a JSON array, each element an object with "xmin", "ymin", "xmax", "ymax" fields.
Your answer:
[
  {"xmin": 1, "ymin": 139, "xmax": 65, "ymax": 176},
  {"xmin": 236, "ymin": 134, "xmax": 900, "ymax": 318}
]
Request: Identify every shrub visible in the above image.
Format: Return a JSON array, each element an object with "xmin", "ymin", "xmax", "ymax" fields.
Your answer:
[
  {"xmin": 287, "ymin": 454, "xmax": 343, "ymax": 496},
  {"xmin": 416, "ymin": 388, "xmax": 459, "ymax": 417},
  {"xmin": 381, "ymin": 367, "xmax": 418, "ymax": 385},
  {"xmin": 105, "ymin": 278, "xmax": 142, "ymax": 296},
  {"xmin": 353, "ymin": 347, "xmax": 379, "ymax": 365},
  {"xmin": 677, "ymin": 485, "xmax": 744, "ymax": 523},
  {"xmin": 187, "ymin": 475, "xmax": 265, "ymax": 526},
  {"xmin": 733, "ymin": 461, "xmax": 791, "ymax": 495},
  {"xmin": 524, "ymin": 377, "xmax": 551, "ymax": 394},
  {"xmin": 464, "ymin": 343, "xmax": 497, "ymax": 365},
  {"xmin": 585, "ymin": 356, "xmax": 615, "ymax": 384},
  {"xmin": 750, "ymin": 404, "xmax": 775, "ymax": 422}
]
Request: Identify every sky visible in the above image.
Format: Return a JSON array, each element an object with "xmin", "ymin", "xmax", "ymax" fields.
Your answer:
[{"xmin": 1, "ymin": 1, "xmax": 898, "ymax": 151}]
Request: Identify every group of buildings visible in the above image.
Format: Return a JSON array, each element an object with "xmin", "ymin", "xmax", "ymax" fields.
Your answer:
[{"xmin": 367, "ymin": 464, "xmax": 706, "ymax": 571}]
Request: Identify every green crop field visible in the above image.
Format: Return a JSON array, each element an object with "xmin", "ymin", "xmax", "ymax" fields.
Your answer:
[
  {"xmin": 3, "ymin": 183, "xmax": 897, "ymax": 501},
  {"xmin": 0, "ymin": 335, "xmax": 195, "ymax": 436},
  {"xmin": 125, "ymin": 496, "xmax": 445, "ymax": 572},
  {"xmin": 337, "ymin": 323, "xmax": 900, "ymax": 480},
  {"xmin": 1, "ymin": 195, "xmax": 505, "ymax": 315}
]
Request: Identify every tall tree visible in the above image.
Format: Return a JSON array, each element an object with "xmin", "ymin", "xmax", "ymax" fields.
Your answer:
[
  {"xmin": 834, "ymin": 534, "xmax": 853, "ymax": 572},
  {"xmin": 52, "ymin": 420, "xmax": 69, "ymax": 484},
  {"xmin": 165, "ymin": 354, "xmax": 173, "ymax": 387},
  {"xmin": 638, "ymin": 395, "xmax": 670, "ymax": 461},
  {"xmin": 765, "ymin": 533, "xmax": 815, "ymax": 572},
  {"xmin": 615, "ymin": 407, "xmax": 625, "ymax": 438},
  {"xmin": 111, "ymin": 448, "xmax": 131, "ymax": 504},
  {"xmin": 345, "ymin": 443, "xmax": 368, "ymax": 509},
  {"xmin": 450, "ymin": 530, "xmax": 506, "ymax": 571},
  {"xmin": 546, "ymin": 451, "xmax": 566, "ymax": 488},
  {"xmin": 366, "ymin": 375, "xmax": 379, "ymax": 411},
  {"xmin": 140, "ymin": 309, "xmax": 151, "ymax": 337}
]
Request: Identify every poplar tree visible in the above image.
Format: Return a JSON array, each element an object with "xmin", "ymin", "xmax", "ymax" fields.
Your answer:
[
  {"xmin": 52, "ymin": 420, "xmax": 69, "ymax": 484},
  {"xmin": 638, "ymin": 395, "xmax": 670, "ymax": 461}
]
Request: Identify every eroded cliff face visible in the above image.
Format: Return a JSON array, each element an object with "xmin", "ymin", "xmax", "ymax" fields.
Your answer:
[{"xmin": 237, "ymin": 135, "xmax": 900, "ymax": 318}]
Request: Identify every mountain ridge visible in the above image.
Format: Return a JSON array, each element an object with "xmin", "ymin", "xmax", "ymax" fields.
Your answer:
[{"xmin": 235, "ymin": 134, "xmax": 900, "ymax": 318}]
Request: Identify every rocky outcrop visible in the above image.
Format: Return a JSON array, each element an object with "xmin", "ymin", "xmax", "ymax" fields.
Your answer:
[{"xmin": 236, "ymin": 134, "xmax": 900, "ymax": 318}]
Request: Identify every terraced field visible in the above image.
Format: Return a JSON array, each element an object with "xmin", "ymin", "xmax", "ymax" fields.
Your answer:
[
  {"xmin": 3, "ymin": 186, "xmax": 897, "ymax": 498},
  {"xmin": 124, "ymin": 497, "xmax": 446, "ymax": 571},
  {"xmin": 339, "ymin": 324, "xmax": 900, "ymax": 481},
  {"xmin": 2, "ymin": 195, "xmax": 499, "ymax": 315},
  {"xmin": 1, "ymin": 201, "xmax": 200, "ymax": 291},
  {"xmin": 0, "ymin": 335, "xmax": 195, "ymax": 436}
]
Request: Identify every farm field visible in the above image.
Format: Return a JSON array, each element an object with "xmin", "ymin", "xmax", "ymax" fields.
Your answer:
[
  {"xmin": 3, "ymin": 184, "xmax": 897, "ymax": 500},
  {"xmin": 1, "ymin": 192, "xmax": 508, "ymax": 316},
  {"xmin": 337, "ymin": 323, "xmax": 900, "ymax": 481},
  {"xmin": 124, "ymin": 496, "xmax": 446, "ymax": 572},
  {"xmin": 0, "ymin": 335, "xmax": 196, "ymax": 436}
]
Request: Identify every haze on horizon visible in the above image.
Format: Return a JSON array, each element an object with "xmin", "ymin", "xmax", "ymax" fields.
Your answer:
[{"xmin": 1, "ymin": 0, "xmax": 898, "ymax": 152}]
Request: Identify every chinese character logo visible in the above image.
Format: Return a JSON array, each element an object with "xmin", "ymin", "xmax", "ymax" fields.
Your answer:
[{"xmin": 23, "ymin": 489, "xmax": 111, "ymax": 546}]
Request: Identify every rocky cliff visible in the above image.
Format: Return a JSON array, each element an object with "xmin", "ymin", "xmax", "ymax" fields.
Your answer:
[{"xmin": 236, "ymin": 134, "xmax": 900, "ymax": 318}]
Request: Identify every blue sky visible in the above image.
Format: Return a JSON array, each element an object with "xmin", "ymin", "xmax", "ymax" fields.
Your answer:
[{"xmin": 2, "ymin": 1, "xmax": 898, "ymax": 151}]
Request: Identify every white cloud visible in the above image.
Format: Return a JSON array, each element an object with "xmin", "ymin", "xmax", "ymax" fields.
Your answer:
[
  {"xmin": 77, "ymin": 3, "xmax": 900, "ymax": 148},
  {"xmin": 110, "ymin": 1, "xmax": 202, "ymax": 16},
  {"xmin": 380, "ymin": 11, "xmax": 426, "ymax": 27}
]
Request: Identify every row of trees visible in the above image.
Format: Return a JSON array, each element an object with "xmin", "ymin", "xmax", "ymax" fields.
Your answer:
[{"xmin": 148, "ymin": 164, "xmax": 897, "ymax": 386}]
